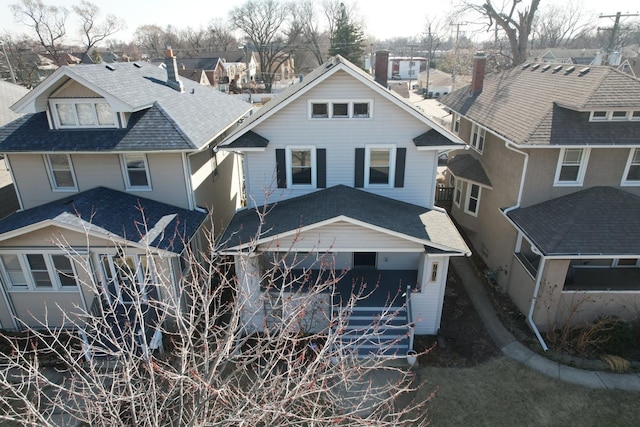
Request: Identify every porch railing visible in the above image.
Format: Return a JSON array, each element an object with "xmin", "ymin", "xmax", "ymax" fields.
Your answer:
[
  {"xmin": 406, "ymin": 285, "xmax": 414, "ymax": 352},
  {"xmin": 436, "ymin": 186, "xmax": 454, "ymax": 202}
]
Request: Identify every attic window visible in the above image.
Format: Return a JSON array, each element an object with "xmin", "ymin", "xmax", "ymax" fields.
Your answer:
[
  {"xmin": 51, "ymin": 100, "xmax": 116, "ymax": 129},
  {"xmin": 309, "ymin": 100, "xmax": 373, "ymax": 119},
  {"xmin": 611, "ymin": 111, "xmax": 628, "ymax": 120},
  {"xmin": 590, "ymin": 111, "xmax": 608, "ymax": 121},
  {"xmin": 633, "ymin": 111, "xmax": 640, "ymax": 120}
]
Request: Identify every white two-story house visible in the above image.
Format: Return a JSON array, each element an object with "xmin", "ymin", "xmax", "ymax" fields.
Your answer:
[
  {"xmin": 216, "ymin": 55, "xmax": 470, "ymax": 358},
  {"xmin": 0, "ymin": 49, "xmax": 251, "ymax": 343}
]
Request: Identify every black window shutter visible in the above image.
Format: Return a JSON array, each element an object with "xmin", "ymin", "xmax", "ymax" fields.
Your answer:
[
  {"xmin": 275, "ymin": 149, "xmax": 286, "ymax": 188},
  {"xmin": 354, "ymin": 148, "xmax": 365, "ymax": 188},
  {"xmin": 317, "ymin": 148, "xmax": 326, "ymax": 188},
  {"xmin": 394, "ymin": 147, "xmax": 406, "ymax": 188}
]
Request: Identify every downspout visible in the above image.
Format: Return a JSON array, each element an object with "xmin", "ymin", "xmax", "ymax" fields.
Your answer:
[
  {"xmin": 529, "ymin": 247, "xmax": 549, "ymax": 351},
  {"xmin": 503, "ymin": 141, "xmax": 548, "ymax": 350}
]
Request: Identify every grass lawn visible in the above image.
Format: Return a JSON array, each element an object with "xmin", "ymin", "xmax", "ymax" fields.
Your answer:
[{"xmin": 416, "ymin": 357, "xmax": 640, "ymax": 426}]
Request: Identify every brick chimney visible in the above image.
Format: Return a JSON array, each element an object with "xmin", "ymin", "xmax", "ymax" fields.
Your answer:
[
  {"xmin": 374, "ymin": 50, "xmax": 389, "ymax": 88},
  {"xmin": 470, "ymin": 52, "xmax": 486, "ymax": 96},
  {"xmin": 164, "ymin": 46, "xmax": 184, "ymax": 93}
]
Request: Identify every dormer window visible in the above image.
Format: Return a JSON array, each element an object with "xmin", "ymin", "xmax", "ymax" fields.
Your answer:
[
  {"xmin": 590, "ymin": 110, "xmax": 640, "ymax": 121},
  {"xmin": 50, "ymin": 100, "xmax": 116, "ymax": 129}
]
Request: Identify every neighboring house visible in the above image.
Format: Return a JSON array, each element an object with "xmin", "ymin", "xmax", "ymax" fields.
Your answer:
[
  {"xmin": 388, "ymin": 57, "xmax": 428, "ymax": 80},
  {"xmin": 416, "ymin": 68, "xmax": 471, "ymax": 99},
  {"xmin": 0, "ymin": 81, "xmax": 29, "ymax": 220},
  {"xmin": 216, "ymin": 55, "xmax": 470, "ymax": 358},
  {"xmin": 0, "ymin": 49, "xmax": 252, "ymax": 337},
  {"xmin": 153, "ymin": 56, "xmax": 226, "ymax": 89},
  {"xmin": 440, "ymin": 53, "xmax": 640, "ymax": 346}
]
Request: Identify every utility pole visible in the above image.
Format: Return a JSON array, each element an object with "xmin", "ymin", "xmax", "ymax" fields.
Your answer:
[
  {"xmin": 0, "ymin": 41, "xmax": 17, "ymax": 85},
  {"xmin": 450, "ymin": 22, "xmax": 465, "ymax": 92},
  {"xmin": 598, "ymin": 12, "xmax": 639, "ymax": 65}
]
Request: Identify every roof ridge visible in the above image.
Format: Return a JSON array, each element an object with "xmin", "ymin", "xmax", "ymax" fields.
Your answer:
[{"xmin": 152, "ymin": 101, "xmax": 197, "ymax": 149}]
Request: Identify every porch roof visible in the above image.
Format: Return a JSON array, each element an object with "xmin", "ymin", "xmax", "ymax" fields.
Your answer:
[
  {"xmin": 0, "ymin": 187, "xmax": 206, "ymax": 254},
  {"xmin": 217, "ymin": 185, "xmax": 470, "ymax": 254},
  {"xmin": 506, "ymin": 186, "xmax": 640, "ymax": 256},
  {"xmin": 447, "ymin": 153, "xmax": 492, "ymax": 187}
]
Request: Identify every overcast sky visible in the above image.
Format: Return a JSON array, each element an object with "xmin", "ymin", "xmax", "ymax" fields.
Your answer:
[{"xmin": 1, "ymin": 0, "xmax": 638, "ymax": 44}]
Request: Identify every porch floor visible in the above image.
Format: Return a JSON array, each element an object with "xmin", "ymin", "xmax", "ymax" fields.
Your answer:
[
  {"xmin": 566, "ymin": 268, "xmax": 640, "ymax": 291},
  {"xmin": 264, "ymin": 268, "xmax": 418, "ymax": 307}
]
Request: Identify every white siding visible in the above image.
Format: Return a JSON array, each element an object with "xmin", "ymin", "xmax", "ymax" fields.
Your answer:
[
  {"xmin": 410, "ymin": 255, "xmax": 449, "ymax": 334},
  {"xmin": 266, "ymin": 221, "xmax": 425, "ymax": 252},
  {"xmin": 244, "ymin": 71, "xmax": 439, "ymax": 207}
]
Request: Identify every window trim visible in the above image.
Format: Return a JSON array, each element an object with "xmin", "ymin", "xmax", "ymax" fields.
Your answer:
[
  {"xmin": 364, "ymin": 145, "xmax": 396, "ymax": 188},
  {"xmin": 44, "ymin": 154, "xmax": 78, "ymax": 192},
  {"xmin": 464, "ymin": 182, "xmax": 481, "ymax": 216},
  {"xmin": 453, "ymin": 177, "xmax": 463, "ymax": 208},
  {"xmin": 308, "ymin": 99, "xmax": 373, "ymax": 119},
  {"xmin": 470, "ymin": 123, "xmax": 485, "ymax": 153},
  {"xmin": 121, "ymin": 153, "xmax": 152, "ymax": 191},
  {"xmin": 98, "ymin": 253, "xmax": 157, "ymax": 304},
  {"xmin": 621, "ymin": 148, "xmax": 640, "ymax": 186},
  {"xmin": 0, "ymin": 252, "xmax": 79, "ymax": 291},
  {"xmin": 453, "ymin": 114, "xmax": 460, "ymax": 134},
  {"xmin": 49, "ymin": 99, "xmax": 117, "ymax": 129},
  {"xmin": 553, "ymin": 147, "xmax": 590, "ymax": 187},
  {"xmin": 590, "ymin": 110, "xmax": 640, "ymax": 122},
  {"xmin": 285, "ymin": 146, "xmax": 316, "ymax": 188}
]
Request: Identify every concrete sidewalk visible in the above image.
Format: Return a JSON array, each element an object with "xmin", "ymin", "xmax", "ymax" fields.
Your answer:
[{"xmin": 450, "ymin": 257, "xmax": 640, "ymax": 391}]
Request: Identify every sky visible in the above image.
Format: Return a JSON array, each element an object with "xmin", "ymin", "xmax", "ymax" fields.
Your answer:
[{"xmin": 0, "ymin": 0, "xmax": 639, "ymax": 44}]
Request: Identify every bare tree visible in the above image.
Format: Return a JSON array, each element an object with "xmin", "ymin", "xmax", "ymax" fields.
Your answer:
[
  {"xmin": 463, "ymin": 0, "xmax": 541, "ymax": 67},
  {"xmin": 230, "ymin": 0, "xmax": 300, "ymax": 92},
  {"xmin": 206, "ymin": 19, "xmax": 238, "ymax": 52},
  {"xmin": 134, "ymin": 24, "xmax": 166, "ymax": 59},
  {"xmin": 72, "ymin": 0, "xmax": 124, "ymax": 59},
  {"xmin": 531, "ymin": 0, "xmax": 595, "ymax": 49},
  {"xmin": 10, "ymin": 0, "xmax": 69, "ymax": 66},
  {"xmin": 0, "ymin": 208, "xmax": 430, "ymax": 425},
  {"xmin": 293, "ymin": 0, "xmax": 329, "ymax": 67}
]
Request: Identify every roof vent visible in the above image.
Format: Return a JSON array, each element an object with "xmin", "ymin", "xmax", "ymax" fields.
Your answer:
[
  {"xmin": 542, "ymin": 64, "xmax": 551, "ymax": 71},
  {"xmin": 565, "ymin": 66, "xmax": 576, "ymax": 74},
  {"xmin": 579, "ymin": 67, "xmax": 590, "ymax": 75},
  {"xmin": 531, "ymin": 63, "xmax": 540, "ymax": 70},
  {"xmin": 105, "ymin": 64, "xmax": 115, "ymax": 71},
  {"xmin": 133, "ymin": 63, "xmax": 141, "ymax": 68},
  {"xmin": 553, "ymin": 65, "xmax": 563, "ymax": 73},
  {"xmin": 521, "ymin": 63, "xmax": 531, "ymax": 69}
]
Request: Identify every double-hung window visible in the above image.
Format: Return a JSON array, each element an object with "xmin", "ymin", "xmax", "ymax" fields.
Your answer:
[
  {"xmin": 464, "ymin": 183, "xmax": 481, "ymax": 216},
  {"xmin": 365, "ymin": 146, "xmax": 396, "ymax": 187},
  {"xmin": 470, "ymin": 124, "xmax": 485, "ymax": 153},
  {"xmin": 0, "ymin": 253, "xmax": 78, "ymax": 291},
  {"xmin": 122, "ymin": 153, "xmax": 151, "ymax": 190},
  {"xmin": 45, "ymin": 154, "xmax": 77, "ymax": 191},
  {"xmin": 554, "ymin": 148, "xmax": 590, "ymax": 186},
  {"xmin": 286, "ymin": 147, "xmax": 316, "ymax": 187},
  {"xmin": 622, "ymin": 148, "xmax": 640, "ymax": 186}
]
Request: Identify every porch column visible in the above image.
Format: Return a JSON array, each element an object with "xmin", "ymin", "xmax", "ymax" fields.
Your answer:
[{"xmin": 234, "ymin": 254, "xmax": 263, "ymax": 333}]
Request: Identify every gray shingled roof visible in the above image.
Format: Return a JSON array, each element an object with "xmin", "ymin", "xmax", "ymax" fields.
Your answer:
[
  {"xmin": 217, "ymin": 185, "xmax": 470, "ymax": 254},
  {"xmin": 440, "ymin": 65, "xmax": 640, "ymax": 146},
  {"xmin": 506, "ymin": 186, "xmax": 640, "ymax": 256},
  {"xmin": 6, "ymin": 62, "xmax": 251, "ymax": 151},
  {"xmin": 413, "ymin": 129, "xmax": 460, "ymax": 147},
  {"xmin": 0, "ymin": 187, "xmax": 206, "ymax": 254},
  {"xmin": 0, "ymin": 81, "xmax": 29, "ymax": 126},
  {"xmin": 224, "ymin": 130, "xmax": 269, "ymax": 148},
  {"xmin": 0, "ymin": 105, "xmax": 192, "ymax": 152},
  {"xmin": 447, "ymin": 154, "xmax": 492, "ymax": 187}
]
